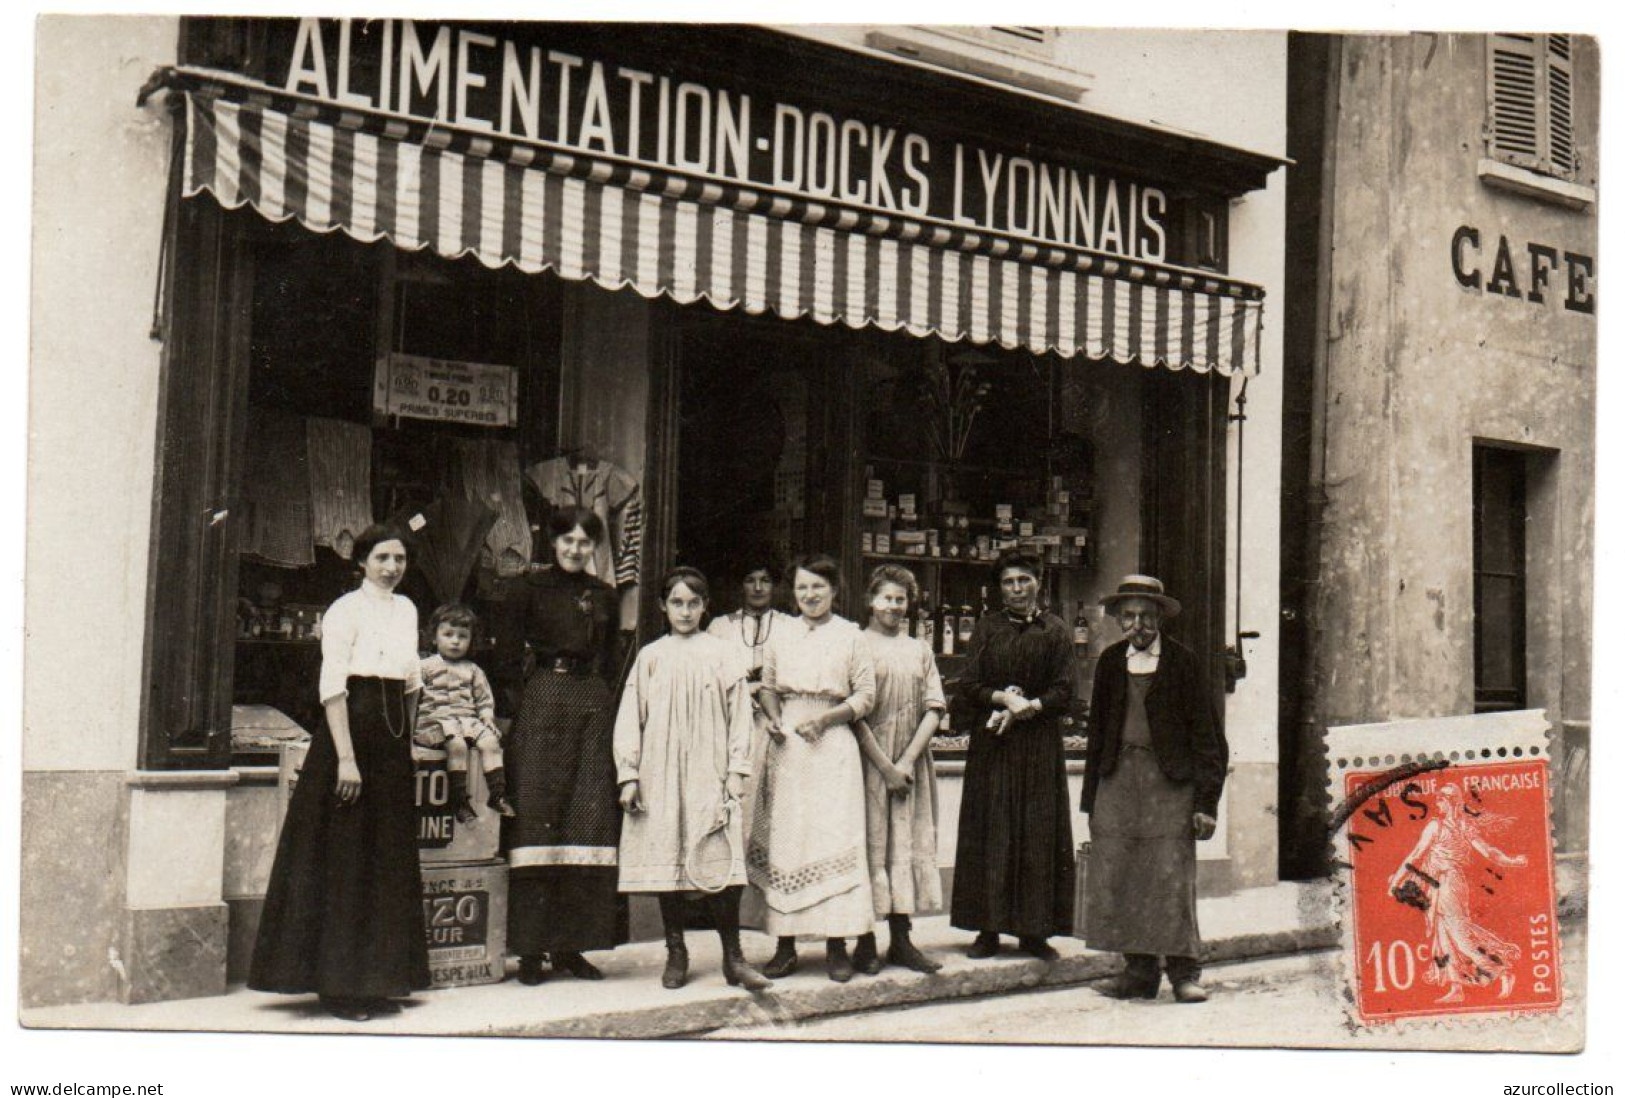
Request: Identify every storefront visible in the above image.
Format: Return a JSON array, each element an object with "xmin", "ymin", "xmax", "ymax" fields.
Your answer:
[{"xmin": 24, "ymin": 18, "xmax": 1288, "ymax": 1006}]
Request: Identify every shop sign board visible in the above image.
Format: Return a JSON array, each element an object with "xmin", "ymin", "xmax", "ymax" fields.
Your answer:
[
  {"xmin": 375, "ymin": 353, "xmax": 518, "ymax": 427},
  {"xmin": 1450, "ymin": 225, "xmax": 1596, "ymax": 313},
  {"xmin": 237, "ymin": 18, "xmax": 1228, "ymax": 266},
  {"xmin": 414, "ymin": 750, "xmax": 502, "ymax": 862},
  {"xmin": 422, "ymin": 860, "xmax": 508, "ymax": 987}
]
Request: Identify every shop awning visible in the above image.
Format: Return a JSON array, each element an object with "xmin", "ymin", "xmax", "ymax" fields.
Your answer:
[{"xmin": 172, "ymin": 73, "xmax": 1264, "ymax": 376}]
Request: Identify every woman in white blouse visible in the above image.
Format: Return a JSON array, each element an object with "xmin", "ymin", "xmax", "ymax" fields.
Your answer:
[{"xmin": 250, "ymin": 524, "xmax": 432, "ymax": 1022}]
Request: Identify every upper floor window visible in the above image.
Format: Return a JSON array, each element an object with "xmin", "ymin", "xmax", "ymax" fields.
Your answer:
[{"xmin": 1486, "ymin": 33, "xmax": 1579, "ymax": 182}]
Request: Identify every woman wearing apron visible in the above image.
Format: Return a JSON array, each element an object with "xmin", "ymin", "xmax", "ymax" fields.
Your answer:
[{"xmin": 747, "ymin": 554, "xmax": 877, "ymax": 982}]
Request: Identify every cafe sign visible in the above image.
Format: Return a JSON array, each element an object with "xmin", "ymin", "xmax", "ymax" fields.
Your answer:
[
  {"xmin": 374, "ymin": 353, "xmax": 518, "ymax": 427},
  {"xmin": 262, "ymin": 19, "xmax": 1183, "ymax": 265}
]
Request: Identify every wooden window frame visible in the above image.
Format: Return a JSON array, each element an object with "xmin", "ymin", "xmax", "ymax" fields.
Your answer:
[
  {"xmin": 1472, "ymin": 444, "xmax": 1529, "ymax": 714},
  {"xmin": 1486, "ymin": 33, "xmax": 1580, "ymax": 182},
  {"xmin": 139, "ymin": 189, "xmax": 255, "ymax": 770}
]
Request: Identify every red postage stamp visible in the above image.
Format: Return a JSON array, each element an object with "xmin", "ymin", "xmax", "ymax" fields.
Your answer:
[{"xmin": 1328, "ymin": 713, "xmax": 1562, "ymax": 1025}]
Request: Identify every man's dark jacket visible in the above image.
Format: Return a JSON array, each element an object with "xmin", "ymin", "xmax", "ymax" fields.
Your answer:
[{"xmin": 1081, "ymin": 633, "xmax": 1229, "ymax": 818}]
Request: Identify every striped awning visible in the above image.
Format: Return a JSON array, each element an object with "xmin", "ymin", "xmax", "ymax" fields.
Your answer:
[{"xmin": 176, "ymin": 76, "xmax": 1264, "ymax": 375}]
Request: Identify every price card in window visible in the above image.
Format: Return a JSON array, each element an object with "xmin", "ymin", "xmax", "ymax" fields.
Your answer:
[{"xmin": 375, "ymin": 353, "xmax": 518, "ymax": 427}]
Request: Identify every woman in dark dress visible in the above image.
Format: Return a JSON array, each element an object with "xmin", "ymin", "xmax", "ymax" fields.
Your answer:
[
  {"xmin": 950, "ymin": 548, "xmax": 1078, "ymax": 960},
  {"xmin": 505, "ymin": 506, "xmax": 624, "ymax": 985},
  {"xmin": 250, "ymin": 524, "xmax": 432, "ymax": 1022}
]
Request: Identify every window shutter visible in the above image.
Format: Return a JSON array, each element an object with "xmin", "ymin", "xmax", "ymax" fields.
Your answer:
[
  {"xmin": 1487, "ymin": 33, "xmax": 1543, "ymax": 170},
  {"xmin": 1546, "ymin": 34, "xmax": 1579, "ymax": 177}
]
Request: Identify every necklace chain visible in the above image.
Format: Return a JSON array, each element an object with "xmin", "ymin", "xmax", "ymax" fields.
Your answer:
[{"xmin": 741, "ymin": 609, "xmax": 773, "ymax": 650}]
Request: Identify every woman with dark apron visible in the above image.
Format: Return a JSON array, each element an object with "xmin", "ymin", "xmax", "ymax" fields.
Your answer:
[
  {"xmin": 250, "ymin": 524, "xmax": 431, "ymax": 1022},
  {"xmin": 505, "ymin": 506, "xmax": 624, "ymax": 985}
]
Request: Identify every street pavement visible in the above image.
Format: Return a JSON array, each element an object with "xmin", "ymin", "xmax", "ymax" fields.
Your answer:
[
  {"xmin": 21, "ymin": 882, "xmax": 1334, "ymax": 1040},
  {"xmin": 712, "ymin": 926, "xmax": 1587, "ymax": 1052}
]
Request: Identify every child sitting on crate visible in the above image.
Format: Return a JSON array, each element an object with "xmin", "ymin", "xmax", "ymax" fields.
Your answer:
[{"xmin": 416, "ymin": 603, "xmax": 515, "ymax": 823}]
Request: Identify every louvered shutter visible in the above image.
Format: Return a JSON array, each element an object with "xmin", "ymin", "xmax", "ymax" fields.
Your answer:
[
  {"xmin": 1487, "ymin": 33, "xmax": 1543, "ymax": 170},
  {"xmin": 1546, "ymin": 34, "xmax": 1579, "ymax": 177}
]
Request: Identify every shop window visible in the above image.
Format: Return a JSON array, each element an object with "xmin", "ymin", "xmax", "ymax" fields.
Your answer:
[
  {"xmin": 1473, "ymin": 445, "xmax": 1528, "ymax": 712},
  {"xmin": 228, "ymin": 225, "xmax": 562, "ymax": 762},
  {"xmin": 1486, "ymin": 33, "xmax": 1579, "ymax": 182},
  {"xmin": 856, "ymin": 341, "xmax": 1122, "ymax": 751}
]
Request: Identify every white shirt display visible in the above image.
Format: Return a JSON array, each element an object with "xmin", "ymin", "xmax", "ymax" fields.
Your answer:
[{"xmin": 317, "ymin": 579, "xmax": 423, "ymax": 703}]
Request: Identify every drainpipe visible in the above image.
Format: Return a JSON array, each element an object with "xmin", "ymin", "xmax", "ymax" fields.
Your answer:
[
  {"xmin": 1297, "ymin": 34, "xmax": 1344, "ymax": 870},
  {"xmin": 1225, "ymin": 376, "xmax": 1260, "ymax": 692}
]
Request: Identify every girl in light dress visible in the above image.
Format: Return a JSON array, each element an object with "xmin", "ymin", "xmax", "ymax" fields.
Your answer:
[
  {"xmin": 853, "ymin": 564, "xmax": 946, "ymax": 974},
  {"xmin": 613, "ymin": 568, "xmax": 773, "ymax": 992}
]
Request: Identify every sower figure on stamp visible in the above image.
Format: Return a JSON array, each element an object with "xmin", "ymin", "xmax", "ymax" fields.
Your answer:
[
  {"xmin": 1082, "ymin": 575, "xmax": 1228, "ymax": 1004},
  {"xmin": 1388, "ymin": 782, "xmax": 1526, "ymax": 1004}
]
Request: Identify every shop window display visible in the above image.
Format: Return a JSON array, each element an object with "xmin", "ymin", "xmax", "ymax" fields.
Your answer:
[
  {"xmin": 230, "ymin": 220, "xmax": 561, "ymax": 760},
  {"xmin": 859, "ymin": 342, "xmax": 1145, "ymax": 752}
]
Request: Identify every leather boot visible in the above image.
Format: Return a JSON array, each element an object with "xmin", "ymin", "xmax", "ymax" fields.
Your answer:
[
  {"xmin": 1167, "ymin": 956, "xmax": 1207, "ymax": 1003},
  {"xmin": 658, "ymin": 893, "xmax": 689, "ymax": 989},
  {"xmin": 886, "ymin": 914, "xmax": 942, "ymax": 974},
  {"xmin": 1099, "ymin": 954, "xmax": 1161, "ymax": 1000},
  {"xmin": 484, "ymin": 766, "xmax": 516, "ymax": 817},
  {"xmin": 708, "ymin": 887, "xmax": 772, "ymax": 991},
  {"xmin": 826, "ymin": 938, "xmax": 855, "ymax": 983},
  {"xmin": 762, "ymin": 936, "xmax": 799, "ymax": 979},
  {"xmin": 449, "ymin": 769, "xmax": 477, "ymax": 824},
  {"xmin": 852, "ymin": 932, "xmax": 883, "ymax": 975},
  {"xmin": 1019, "ymin": 936, "xmax": 1060, "ymax": 962},
  {"xmin": 516, "ymin": 954, "xmax": 547, "ymax": 986},
  {"xmin": 553, "ymin": 951, "xmax": 604, "ymax": 980},
  {"xmin": 967, "ymin": 931, "xmax": 1001, "ymax": 959},
  {"xmin": 661, "ymin": 933, "xmax": 690, "ymax": 990}
]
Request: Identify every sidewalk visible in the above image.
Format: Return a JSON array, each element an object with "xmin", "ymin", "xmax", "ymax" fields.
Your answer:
[{"xmin": 22, "ymin": 881, "xmax": 1339, "ymax": 1040}]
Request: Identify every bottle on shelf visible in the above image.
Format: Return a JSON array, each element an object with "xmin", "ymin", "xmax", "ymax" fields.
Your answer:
[
  {"xmin": 916, "ymin": 592, "xmax": 934, "ymax": 643},
  {"xmin": 939, "ymin": 600, "xmax": 957, "ymax": 657},
  {"xmin": 957, "ymin": 604, "xmax": 974, "ymax": 648},
  {"xmin": 1073, "ymin": 602, "xmax": 1091, "ymax": 648},
  {"xmin": 979, "ymin": 585, "xmax": 991, "ymax": 616}
]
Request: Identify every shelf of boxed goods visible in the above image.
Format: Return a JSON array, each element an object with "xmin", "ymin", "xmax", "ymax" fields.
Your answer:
[{"xmin": 859, "ymin": 551, "xmax": 1089, "ymax": 572}]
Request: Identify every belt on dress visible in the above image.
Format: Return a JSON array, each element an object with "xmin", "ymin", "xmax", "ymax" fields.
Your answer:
[
  {"xmin": 538, "ymin": 655, "xmax": 594, "ymax": 675},
  {"xmin": 780, "ymin": 691, "xmax": 843, "ymax": 703}
]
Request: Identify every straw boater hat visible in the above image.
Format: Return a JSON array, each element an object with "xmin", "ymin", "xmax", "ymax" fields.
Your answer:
[{"xmin": 1100, "ymin": 574, "xmax": 1182, "ymax": 619}]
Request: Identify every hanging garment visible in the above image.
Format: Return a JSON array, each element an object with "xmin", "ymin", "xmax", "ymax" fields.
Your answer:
[
  {"xmin": 523, "ymin": 457, "xmax": 643, "ymax": 588},
  {"xmin": 306, "ymin": 417, "xmax": 374, "ymax": 560},
  {"xmin": 448, "ymin": 438, "xmax": 533, "ymax": 577},
  {"xmin": 390, "ymin": 497, "xmax": 498, "ymax": 607},
  {"xmin": 242, "ymin": 407, "xmax": 314, "ymax": 569}
]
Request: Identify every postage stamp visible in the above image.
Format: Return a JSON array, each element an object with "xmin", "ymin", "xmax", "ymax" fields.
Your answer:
[{"xmin": 1327, "ymin": 711, "xmax": 1563, "ymax": 1026}]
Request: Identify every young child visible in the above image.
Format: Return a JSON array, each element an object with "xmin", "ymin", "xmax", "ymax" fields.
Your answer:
[
  {"xmin": 613, "ymin": 567, "xmax": 772, "ymax": 992},
  {"xmin": 415, "ymin": 604, "xmax": 514, "ymax": 823}
]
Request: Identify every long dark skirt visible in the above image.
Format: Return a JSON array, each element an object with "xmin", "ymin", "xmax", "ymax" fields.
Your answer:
[
  {"xmin": 250, "ymin": 677, "xmax": 430, "ymax": 999},
  {"xmin": 504, "ymin": 670, "xmax": 626, "ymax": 955},
  {"xmin": 950, "ymin": 719, "xmax": 1075, "ymax": 938}
]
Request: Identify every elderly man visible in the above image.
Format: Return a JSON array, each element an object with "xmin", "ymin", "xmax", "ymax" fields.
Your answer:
[{"xmin": 1082, "ymin": 575, "xmax": 1228, "ymax": 1004}]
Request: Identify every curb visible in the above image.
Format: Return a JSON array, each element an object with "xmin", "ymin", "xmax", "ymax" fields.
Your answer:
[{"xmin": 479, "ymin": 923, "xmax": 1344, "ymax": 1040}]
